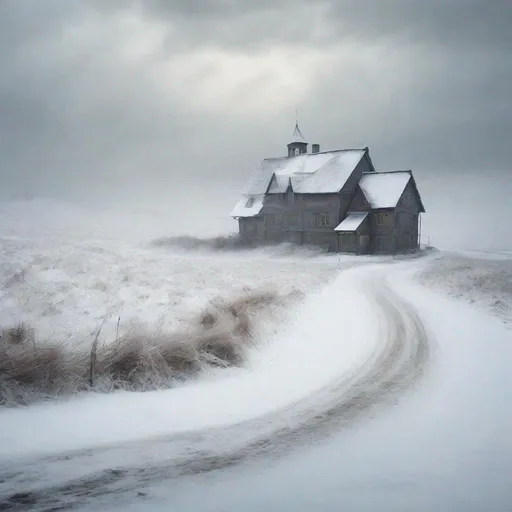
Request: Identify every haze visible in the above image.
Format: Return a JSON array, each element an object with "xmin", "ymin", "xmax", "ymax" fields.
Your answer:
[{"xmin": 1, "ymin": 0, "xmax": 510, "ymax": 251}]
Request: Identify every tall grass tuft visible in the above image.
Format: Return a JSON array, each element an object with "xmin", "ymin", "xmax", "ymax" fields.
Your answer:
[{"xmin": 0, "ymin": 290, "xmax": 283, "ymax": 406}]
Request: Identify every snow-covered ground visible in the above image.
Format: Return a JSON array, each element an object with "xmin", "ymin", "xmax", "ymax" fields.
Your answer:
[
  {"xmin": 418, "ymin": 250, "xmax": 512, "ymax": 325},
  {"xmin": 0, "ymin": 199, "xmax": 511, "ymax": 511},
  {"xmin": 0, "ymin": 199, "xmax": 346, "ymax": 345}
]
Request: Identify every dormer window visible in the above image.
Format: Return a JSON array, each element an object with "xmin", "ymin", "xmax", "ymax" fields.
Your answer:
[{"xmin": 246, "ymin": 197, "xmax": 255, "ymax": 208}]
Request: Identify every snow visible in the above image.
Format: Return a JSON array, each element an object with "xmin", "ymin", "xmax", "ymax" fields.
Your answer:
[
  {"xmin": 335, "ymin": 211, "xmax": 368, "ymax": 231},
  {"xmin": 0, "ymin": 266, "xmax": 378, "ymax": 459},
  {"xmin": 135, "ymin": 267, "xmax": 512, "ymax": 512},
  {"xmin": 242, "ymin": 158, "xmax": 280, "ymax": 196},
  {"xmin": 288, "ymin": 123, "xmax": 307, "ymax": 144},
  {"xmin": 243, "ymin": 149, "xmax": 366, "ymax": 199},
  {"xmin": 267, "ymin": 173, "xmax": 290, "ymax": 194},
  {"xmin": 244, "ymin": 151, "xmax": 366, "ymax": 195},
  {"xmin": 0, "ymin": 200, "xmax": 347, "ymax": 348},
  {"xmin": 359, "ymin": 170, "xmax": 411, "ymax": 209},
  {"xmin": 417, "ymin": 251, "xmax": 512, "ymax": 324},
  {"xmin": 286, "ymin": 150, "xmax": 367, "ymax": 194},
  {"xmin": 1, "ymin": 199, "xmax": 512, "ymax": 511},
  {"xmin": 229, "ymin": 195, "xmax": 264, "ymax": 217},
  {"xmin": 280, "ymin": 152, "xmax": 337, "ymax": 176},
  {"xmin": 452, "ymin": 249, "xmax": 512, "ymax": 261}
]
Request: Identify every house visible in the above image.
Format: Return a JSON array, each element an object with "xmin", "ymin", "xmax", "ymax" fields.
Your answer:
[{"xmin": 230, "ymin": 124, "xmax": 425, "ymax": 254}]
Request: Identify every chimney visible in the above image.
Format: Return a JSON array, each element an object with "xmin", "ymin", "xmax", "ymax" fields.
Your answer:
[{"xmin": 312, "ymin": 143, "xmax": 320, "ymax": 154}]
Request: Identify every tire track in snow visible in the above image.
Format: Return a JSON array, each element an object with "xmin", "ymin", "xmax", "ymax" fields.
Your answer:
[{"xmin": 0, "ymin": 267, "xmax": 431, "ymax": 511}]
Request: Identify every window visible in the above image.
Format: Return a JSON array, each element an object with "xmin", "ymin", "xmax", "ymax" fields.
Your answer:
[
  {"xmin": 312, "ymin": 213, "xmax": 330, "ymax": 228},
  {"xmin": 245, "ymin": 197, "xmax": 255, "ymax": 208},
  {"xmin": 320, "ymin": 214, "xmax": 330, "ymax": 227},
  {"xmin": 375, "ymin": 213, "xmax": 387, "ymax": 225}
]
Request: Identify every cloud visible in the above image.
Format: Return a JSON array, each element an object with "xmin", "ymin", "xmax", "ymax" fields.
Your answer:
[
  {"xmin": 326, "ymin": 1, "xmax": 511, "ymax": 48},
  {"xmin": 0, "ymin": 0, "xmax": 510, "ymax": 206}
]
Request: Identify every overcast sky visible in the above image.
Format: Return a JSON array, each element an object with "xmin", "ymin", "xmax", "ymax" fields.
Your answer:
[{"xmin": 0, "ymin": 1, "xmax": 510, "ymax": 247}]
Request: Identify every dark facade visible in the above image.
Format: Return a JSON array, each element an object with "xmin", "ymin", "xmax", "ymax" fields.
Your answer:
[{"xmin": 232, "ymin": 126, "xmax": 425, "ymax": 255}]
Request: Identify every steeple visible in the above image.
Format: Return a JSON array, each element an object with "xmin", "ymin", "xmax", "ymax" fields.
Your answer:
[
  {"xmin": 290, "ymin": 122, "xmax": 307, "ymax": 144},
  {"xmin": 287, "ymin": 122, "xmax": 308, "ymax": 157}
]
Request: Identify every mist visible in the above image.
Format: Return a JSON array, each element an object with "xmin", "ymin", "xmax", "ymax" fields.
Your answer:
[{"xmin": 1, "ymin": 0, "xmax": 510, "ymax": 252}]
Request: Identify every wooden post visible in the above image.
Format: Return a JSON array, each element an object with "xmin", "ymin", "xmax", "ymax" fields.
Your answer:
[{"xmin": 418, "ymin": 213, "xmax": 422, "ymax": 248}]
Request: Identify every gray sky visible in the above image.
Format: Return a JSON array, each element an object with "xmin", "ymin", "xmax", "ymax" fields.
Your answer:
[{"xmin": 0, "ymin": 1, "xmax": 510, "ymax": 248}]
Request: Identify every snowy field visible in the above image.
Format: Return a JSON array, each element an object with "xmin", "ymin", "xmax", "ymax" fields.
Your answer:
[
  {"xmin": 418, "ymin": 250, "xmax": 512, "ymax": 325},
  {"xmin": 0, "ymin": 199, "xmax": 351, "ymax": 345},
  {"xmin": 0, "ymin": 199, "xmax": 511, "ymax": 511}
]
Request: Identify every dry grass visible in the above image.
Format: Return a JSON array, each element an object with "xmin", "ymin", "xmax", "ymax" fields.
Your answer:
[
  {"xmin": 0, "ymin": 290, "xmax": 285, "ymax": 406},
  {"xmin": 149, "ymin": 234, "xmax": 267, "ymax": 251}
]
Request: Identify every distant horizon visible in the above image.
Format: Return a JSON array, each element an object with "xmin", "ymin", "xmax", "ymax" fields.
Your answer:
[{"xmin": 1, "ymin": 190, "xmax": 510, "ymax": 254}]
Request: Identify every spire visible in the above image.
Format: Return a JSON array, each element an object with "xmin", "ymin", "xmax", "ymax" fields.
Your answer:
[
  {"xmin": 289, "ymin": 122, "xmax": 307, "ymax": 144},
  {"xmin": 286, "ymin": 119, "xmax": 308, "ymax": 157}
]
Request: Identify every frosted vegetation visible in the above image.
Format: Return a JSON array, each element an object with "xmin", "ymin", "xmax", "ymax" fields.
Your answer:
[{"xmin": 0, "ymin": 290, "xmax": 296, "ymax": 406}]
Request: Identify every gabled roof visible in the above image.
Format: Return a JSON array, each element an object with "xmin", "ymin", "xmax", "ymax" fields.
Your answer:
[
  {"xmin": 288, "ymin": 123, "xmax": 307, "ymax": 145},
  {"xmin": 244, "ymin": 148, "xmax": 368, "ymax": 196},
  {"xmin": 335, "ymin": 212, "xmax": 368, "ymax": 232},
  {"xmin": 359, "ymin": 170, "xmax": 417, "ymax": 209},
  {"xmin": 230, "ymin": 195, "xmax": 264, "ymax": 218},
  {"xmin": 267, "ymin": 174, "xmax": 291, "ymax": 194}
]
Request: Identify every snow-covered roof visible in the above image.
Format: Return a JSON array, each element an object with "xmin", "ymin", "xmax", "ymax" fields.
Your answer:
[
  {"xmin": 242, "ymin": 158, "xmax": 283, "ymax": 195},
  {"xmin": 288, "ymin": 123, "xmax": 307, "ymax": 145},
  {"xmin": 245, "ymin": 149, "xmax": 367, "ymax": 195},
  {"xmin": 230, "ymin": 195, "xmax": 264, "ymax": 218},
  {"xmin": 335, "ymin": 212, "xmax": 368, "ymax": 232},
  {"xmin": 358, "ymin": 171, "xmax": 411, "ymax": 209},
  {"xmin": 267, "ymin": 174, "xmax": 291, "ymax": 194}
]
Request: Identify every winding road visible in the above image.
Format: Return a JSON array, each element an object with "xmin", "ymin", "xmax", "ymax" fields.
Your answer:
[{"xmin": 0, "ymin": 264, "xmax": 433, "ymax": 510}]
